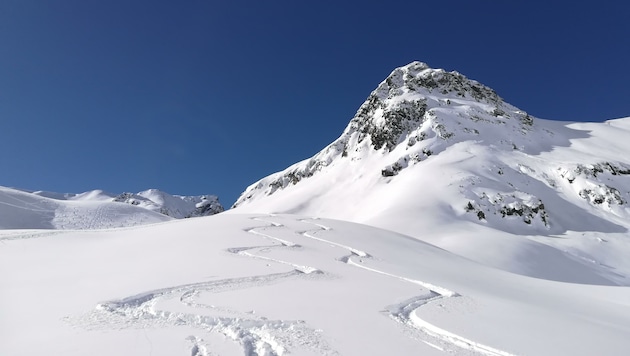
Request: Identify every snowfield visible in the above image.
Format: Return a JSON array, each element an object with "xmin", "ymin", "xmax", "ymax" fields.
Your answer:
[
  {"xmin": 0, "ymin": 186, "xmax": 223, "ymax": 229},
  {"xmin": 0, "ymin": 186, "xmax": 171, "ymax": 229},
  {"xmin": 2, "ymin": 62, "xmax": 630, "ymax": 355},
  {"xmin": 2, "ymin": 213, "xmax": 630, "ymax": 356}
]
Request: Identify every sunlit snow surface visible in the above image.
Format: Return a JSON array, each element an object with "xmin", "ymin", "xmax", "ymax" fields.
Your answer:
[
  {"xmin": 3, "ymin": 62, "xmax": 630, "ymax": 355},
  {"xmin": 2, "ymin": 214, "xmax": 630, "ymax": 355}
]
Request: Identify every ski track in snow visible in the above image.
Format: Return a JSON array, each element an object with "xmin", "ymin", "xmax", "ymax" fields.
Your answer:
[
  {"xmin": 298, "ymin": 218, "xmax": 370, "ymax": 258},
  {"xmin": 85, "ymin": 271, "xmax": 333, "ymax": 356},
  {"xmin": 77, "ymin": 214, "xmax": 514, "ymax": 356},
  {"xmin": 77, "ymin": 216, "xmax": 335, "ymax": 356},
  {"xmin": 298, "ymin": 216, "xmax": 514, "ymax": 356},
  {"xmin": 88, "ymin": 204, "xmax": 105, "ymax": 230}
]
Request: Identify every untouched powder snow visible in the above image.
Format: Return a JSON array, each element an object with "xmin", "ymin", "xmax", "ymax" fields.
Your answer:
[
  {"xmin": 2, "ymin": 213, "xmax": 630, "ymax": 356},
  {"xmin": 232, "ymin": 62, "xmax": 630, "ymax": 286}
]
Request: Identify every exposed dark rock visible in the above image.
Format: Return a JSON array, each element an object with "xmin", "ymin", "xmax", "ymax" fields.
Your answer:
[{"xmin": 579, "ymin": 186, "xmax": 625, "ymax": 205}]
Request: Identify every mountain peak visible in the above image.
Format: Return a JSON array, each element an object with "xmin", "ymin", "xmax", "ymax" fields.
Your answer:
[
  {"xmin": 114, "ymin": 189, "xmax": 224, "ymax": 218},
  {"xmin": 347, "ymin": 61, "xmax": 525, "ymax": 153},
  {"xmin": 233, "ymin": 62, "xmax": 540, "ymax": 208},
  {"xmin": 232, "ymin": 61, "xmax": 629, "ymax": 239},
  {"xmin": 376, "ymin": 61, "xmax": 502, "ymax": 105}
]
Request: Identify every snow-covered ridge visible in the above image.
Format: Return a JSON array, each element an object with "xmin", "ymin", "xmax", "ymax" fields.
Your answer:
[
  {"xmin": 233, "ymin": 61, "xmax": 539, "ymax": 208},
  {"xmin": 0, "ymin": 186, "xmax": 223, "ymax": 229},
  {"xmin": 232, "ymin": 62, "xmax": 630, "ymax": 231},
  {"xmin": 31, "ymin": 188, "xmax": 224, "ymax": 218},
  {"xmin": 111, "ymin": 189, "xmax": 224, "ymax": 219},
  {"xmin": 231, "ymin": 61, "xmax": 630, "ymax": 285}
]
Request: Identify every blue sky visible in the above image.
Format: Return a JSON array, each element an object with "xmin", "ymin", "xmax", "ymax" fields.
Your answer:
[{"xmin": 1, "ymin": 1, "xmax": 629, "ymax": 206}]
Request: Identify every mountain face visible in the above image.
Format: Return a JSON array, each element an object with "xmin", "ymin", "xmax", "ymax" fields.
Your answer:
[
  {"xmin": 0, "ymin": 186, "xmax": 223, "ymax": 229},
  {"xmin": 235, "ymin": 62, "xmax": 532, "ymax": 204},
  {"xmin": 232, "ymin": 61, "xmax": 630, "ymax": 284}
]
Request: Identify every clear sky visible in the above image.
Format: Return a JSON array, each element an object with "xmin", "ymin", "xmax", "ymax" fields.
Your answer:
[{"xmin": 1, "ymin": 1, "xmax": 628, "ymax": 206}]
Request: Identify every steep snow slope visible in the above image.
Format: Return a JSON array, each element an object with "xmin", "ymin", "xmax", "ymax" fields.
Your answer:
[
  {"xmin": 0, "ymin": 185, "xmax": 171, "ymax": 229},
  {"xmin": 0, "ymin": 186, "xmax": 223, "ymax": 229},
  {"xmin": 2, "ymin": 213, "xmax": 629, "ymax": 356},
  {"xmin": 232, "ymin": 62, "xmax": 630, "ymax": 284}
]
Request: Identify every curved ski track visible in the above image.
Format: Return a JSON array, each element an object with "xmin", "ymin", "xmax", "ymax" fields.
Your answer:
[
  {"xmin": 298, "ymin": 217, "xmax": 514, "ymax": 356},
  {"xmin": 81, "ymin": 215, "xmax": 514, "ymax": 356}
]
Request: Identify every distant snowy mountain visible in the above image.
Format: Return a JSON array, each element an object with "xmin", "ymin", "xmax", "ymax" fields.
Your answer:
[
  {"xmin": 110, "ymin": 189, "xmax": 224, "ymax": 218},
  {"xmin": 232, "ymin": 61, "xmax": 630, "ymax": 284},
  {"xmin": 0, "ymin": 186, "xmax": 223, "ymax": 229}
]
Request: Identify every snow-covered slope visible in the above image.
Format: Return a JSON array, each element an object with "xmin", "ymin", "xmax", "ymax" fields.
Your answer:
[
  {"xmin": 2, "ymin": 213, "xmax": 630, "ymax": 356},
  {"xmin": 0, "ymin": 185, "xmax": 171, "ymax": 229},
  {"xmin": 0, "ymin": 186, "xmax": 223, "ymax": 229},
  {"xmin": 111, "ymin": 189, "xmax": 224, "ymax": 218},
  {"xmin": 232, "ymin": 62, "xmax": 630, "ymax": 284}
]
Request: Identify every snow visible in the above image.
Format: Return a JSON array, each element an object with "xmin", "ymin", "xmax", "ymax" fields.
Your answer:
[
  {"xmin": 0, "ymin": 186, "xmax": 223, "ymax": 229},
  {"xmin": 1, "ymin": 219, "xmax": 627, "ymax": 355},
  {"xmin": 2, "ymin": 213, "xmax": 630, "ymax": 355},
  {"xmin": 0, "ymin": 186, "xmax": 172, "ymax": 229},
  {"xmin": 3, "ymin": 61, "xmax": 630, "ymax": 355},
  {"xmin": 135, "ymin": 189, "xmax": 223, "ymax": 218}
]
